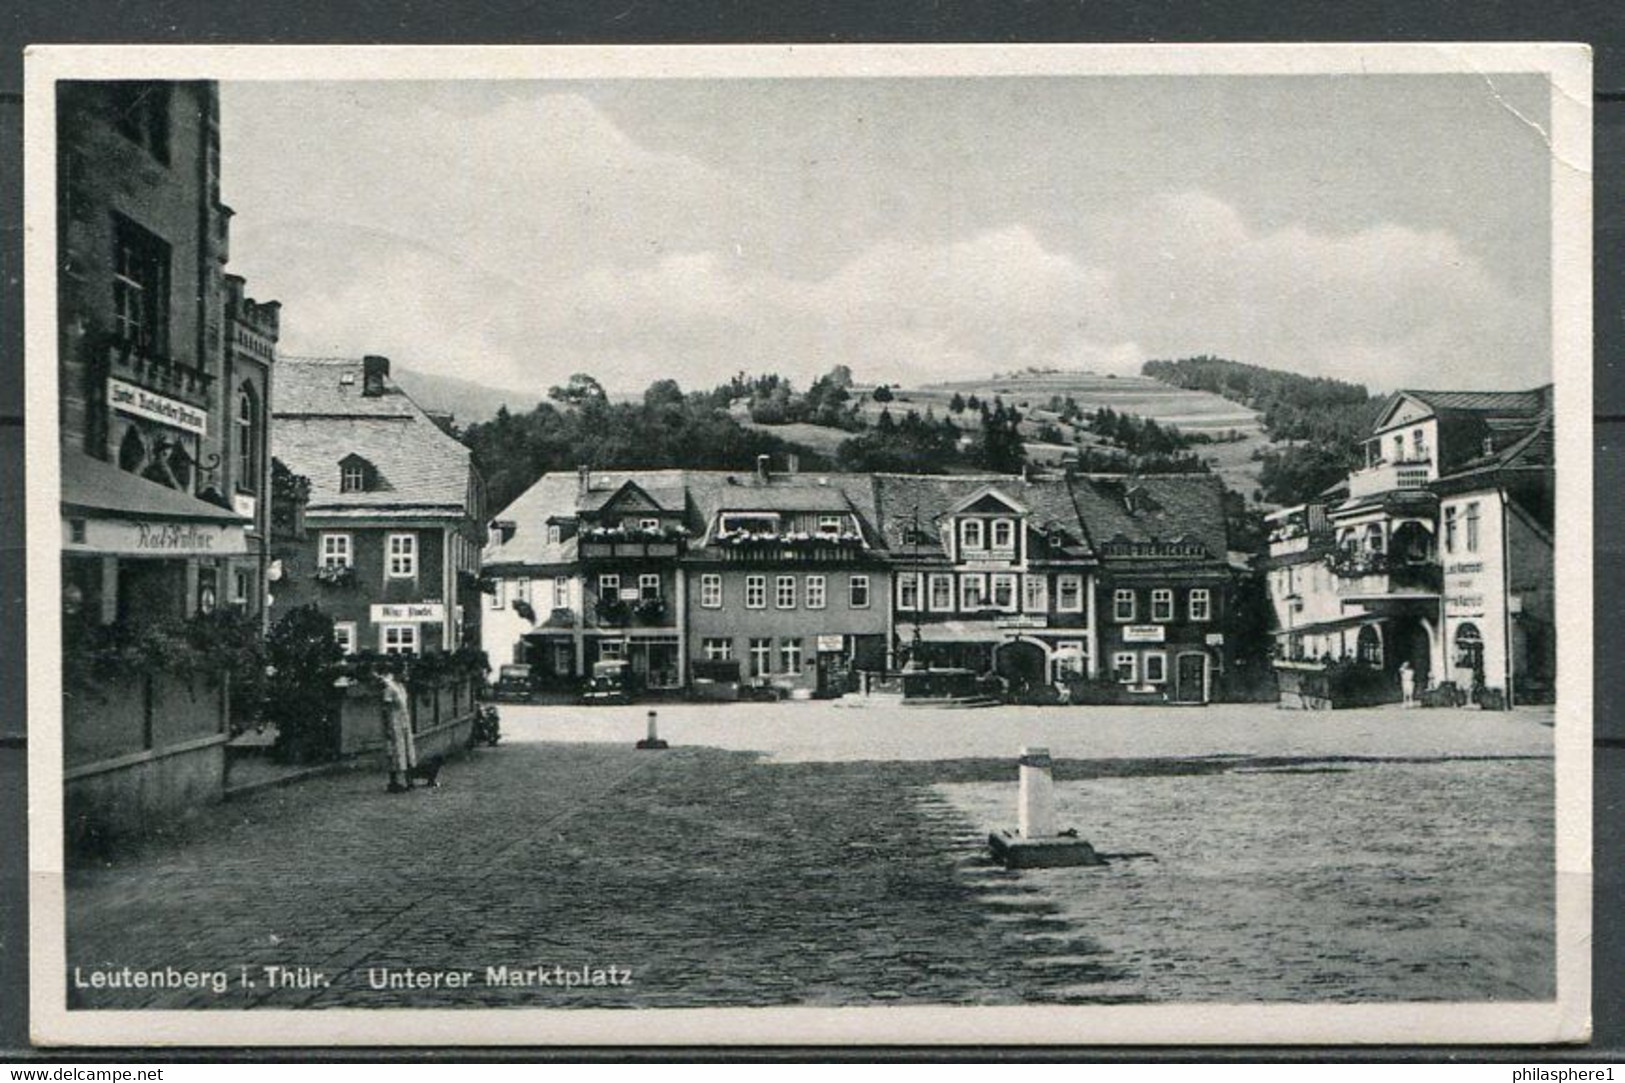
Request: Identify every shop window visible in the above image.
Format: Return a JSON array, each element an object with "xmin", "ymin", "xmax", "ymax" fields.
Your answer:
[
  {"xmin": 849, "ymin": 575, "xmax": 870, "ymax": 608},
  {"xmin": 599, "ymin": 639, "xmax": 626, "ymax": 661},
  {"xmin": 386, "ymin": 533, "xmax": 417, "ymax": 578},
  {"xmin": 748, "ymin": 638, "xmax": 773, "ymax": 677},
  {"xmin": 1053, "ymin": 641, "xmax": 1086, "ymax": 680},
  {"xmin": 380, "ymin": 624, "xmax": 418, "ymax": 655},
  {"xmin": 1144, "ymin": 652, "xmax": 1167, "ymax": 684},
  {"xmin": 1113, "ymin": 652, "xmax": 1138, "ymax": 684},
  {"xmin": 1357, "ymin": 624, "xmax": 1383, "ymax": 667},
  {"xmin": 745, "ymin": 575, "xmax": 766, "ymax": 609},
  {"xmin": 700, "ymin": 573, "xmax": 722, "ymax": 609},
  {"xmin": 806, "ymin": 575, "xmax": 827, "ymax": 610},
  {"xmin": 112, "ymin": 215, "xmax": 169, "ymax": 354},
  {"xmin": 1453, "ymin": 623, "xmax": 1484, "ymax": 672}
]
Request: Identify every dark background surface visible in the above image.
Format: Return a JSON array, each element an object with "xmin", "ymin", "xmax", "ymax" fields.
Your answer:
[{"xmin": 1, "ymin": 0, "xmax": 1621, "ymax": 1060}]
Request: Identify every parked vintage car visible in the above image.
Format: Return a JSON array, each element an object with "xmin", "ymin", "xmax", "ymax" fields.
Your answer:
[
  {"xmin": 581, "ymin": 659, "xmax": 634, "ymax": 705},
  {"xmin": 491, "ymin": 664, "xmax": 535, "ymax": 703}
]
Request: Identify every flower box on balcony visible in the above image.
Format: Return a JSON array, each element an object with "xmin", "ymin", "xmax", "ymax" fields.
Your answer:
[{"xmin": 313, "ymin": 563, "xmax": 358, "ymax": 590}]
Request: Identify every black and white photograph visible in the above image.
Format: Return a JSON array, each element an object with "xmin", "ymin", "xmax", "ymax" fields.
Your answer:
[{"xmin": 24, "ymin": 44, "xmax": 1592, "ymax": 1046}]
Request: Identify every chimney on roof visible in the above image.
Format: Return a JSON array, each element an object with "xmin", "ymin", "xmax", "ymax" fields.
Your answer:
[
  {"xmin": 361, "ymin": 355, "xmax": 390, "ymax": 397},
  {"xmin": 756, "ymin": 454, "xmax": 771, "ymax": 484},
  {"xmin": 577, "ymin": 464, "xmax": 591, "ymax": 497},
  {"xmin": 786, "ymin": 452, "xmax": 800, "ymax": 475}
]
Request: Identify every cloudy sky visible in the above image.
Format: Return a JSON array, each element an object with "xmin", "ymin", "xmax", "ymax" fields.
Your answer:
[{"xmin": 219, "ymin": 73, "xmax": 1553, "ymax": 396}]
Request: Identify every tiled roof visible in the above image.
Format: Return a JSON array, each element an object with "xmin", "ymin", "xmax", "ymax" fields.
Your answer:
[
  {"xmin": 272, "ymin": 359, "xmax": 475, "ymax": 513},
  {"xmin": 61, "ymin": 451, "xmax": 245, "ymax": 522},
  {"xmin": 871, "ymin": 474, "xmax": 1097, "ymax": 560},
  {"xmin": 1405, "ymin": 387, "xmax": 1550, "ymax": 417},
  {"xmin": 1436, "ymin": 412, "xmax": 1555, "ymax": 481},
  {"xmin": 1068, "ymin": 474, "xmax": 1230, "ymax": 560}
]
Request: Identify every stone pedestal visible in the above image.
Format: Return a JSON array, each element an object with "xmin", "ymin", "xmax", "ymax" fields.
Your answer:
[
  {"xmin": 635, "ymin": 709, "xmax": 668, "ymax": 750},
  {"xmin": 989, "ymin": 745, "xmax": 1105, "ymax": 869}
]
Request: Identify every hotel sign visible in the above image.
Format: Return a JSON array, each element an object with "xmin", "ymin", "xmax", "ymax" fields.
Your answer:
[
  {"xmin": 1123, "ymin": 624, "xmax": 1166, "ymax": 643},
  {"xmin": 997, "ymin": 615, "xmax": 1048, "ymax": 629},
  {"xmin": 370, "ymin": 603, "xmax": 445, "ymax": 623},
  {"xmin": 62, "ymin": 516, "xmax": 247, "ymax": 556},
  {"xmin": 109, "ymin": 378, "xmax": 208, "ymax": 437}
]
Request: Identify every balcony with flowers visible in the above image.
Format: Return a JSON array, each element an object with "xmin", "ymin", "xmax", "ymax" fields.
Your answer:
[
  {"xmin": 1327, "ymin": 547, "xmax": 1441, "ymax": 601},
  {"xmin": 577, "ymin": 522, "xmax": 688, "ymax": 562},
  {"xmin": 710, "ymin": 526, "xmax": 868, "ymax": 564}
]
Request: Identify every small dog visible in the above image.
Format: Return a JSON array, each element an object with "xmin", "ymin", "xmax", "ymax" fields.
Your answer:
[{"xmin": 406, "ymin": 755, "xmax": 444, "ymax": 788}]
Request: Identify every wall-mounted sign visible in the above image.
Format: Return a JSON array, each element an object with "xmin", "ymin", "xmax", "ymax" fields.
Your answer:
[
  {"xmin": 108, "ymin": 377, "xmax": 208, "ymax": 437},
  {"xmin": 816, "ymin": 634, "xmax": 845, "ymax": 652},
  {"xmin": 61, "ymin": 515, "xmax": 247, "ymax": 556},
  {"xmin": 1205, "ymin": 632, "xmax": 1226, "ymax": 646},
  {"xmin": 233, "ymin": 493, "xmax": 257, "ymax": 524},
  {"xmin": 998, "ymin": 615, "xmax": 1048, "ymax": 629},
  {"xmin": 619, "ymin": 587, "xmax": 642, "ymax": 602},
  {"xmin": 1123, "ymin": 624, "xmax": 1166, "ymax": 643},
  {"xmin": 370, "ymin": 603, "xmax": 445, "ymax": 623}
]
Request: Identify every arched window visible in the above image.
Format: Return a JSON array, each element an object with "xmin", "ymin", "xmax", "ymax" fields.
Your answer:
[
  {"xmin": 1356, "ymin": 624, "xmax": 1383, "ymax": 666},
  {"xmin": 236, "ymin": 384, "xmax": 259, "ymax": 493},
  {"xmin": 1454, "ymin": 623, "xmax": 1484, "ymax": 673},
  {"xmin": 117, "ymin": 427, "xmax": 146, "ymax": 474}
]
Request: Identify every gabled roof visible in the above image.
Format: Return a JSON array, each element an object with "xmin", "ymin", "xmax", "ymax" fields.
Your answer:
[
  {"xmin": 947, "ymin": 486, "xmax": 1029, "ymax": 516},
  {"xmin": 870, "ymin": 474, "xmax": 1095, "ymax": 561},
  {"xmin": 1068, "ymin": 475, "xmax": 1230, "ymax": 561},
  {"xmin": 1404, "ymin": 388, "xmax": 1550, "ymax": 416},
  {"xmin": 272, "ymin": 358, "xmax": 477, "ymax": 514}
]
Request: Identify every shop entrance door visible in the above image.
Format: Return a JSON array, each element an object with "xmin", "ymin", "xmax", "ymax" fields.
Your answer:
[{"xmin": 1174, "ymin": 652, "xmax": 1208, "ymax": 704}]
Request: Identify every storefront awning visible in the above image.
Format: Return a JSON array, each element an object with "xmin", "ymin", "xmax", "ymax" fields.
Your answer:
[
  {"xmin": 61, "ymin": 453, "xmax": 248, "ymax": 556},
  {"xmin": 1273, "ymin": 613, "xmax": 1384, "ymax": 638}
]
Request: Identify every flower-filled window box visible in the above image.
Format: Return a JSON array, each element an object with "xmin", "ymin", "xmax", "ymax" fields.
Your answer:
[
  {"xmin": 595, "ymin": 596, "xmax": 631, "ymax": 626},
  {"xmin": 634, "ymin": 597, "xmax": 668, "ymax": 623},
  {"xmin": 714, "ymin": 528, "xmax": 864, "ymax": 550},
  {"xmin": 313, "ymin": 563, "xmax": 358, "ymax": 590}
]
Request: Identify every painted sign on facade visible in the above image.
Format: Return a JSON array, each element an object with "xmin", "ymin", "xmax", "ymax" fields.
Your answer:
[
  {"xmin": 61, "ymin": 515, "xmax": 247, "ymax": 556},
  {"xmin": 1123, "ymin": 624, "xmax": 1166, "ymax": 643},
  {"xmin": 108, "ymin": 377, "xmax": 208, "ymax": 437},
  {"xmin": 370, "ymin": 603, "xmax": 446, "ymax": 623}
]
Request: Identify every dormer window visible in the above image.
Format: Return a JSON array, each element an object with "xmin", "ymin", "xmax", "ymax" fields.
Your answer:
[
  {"xmin": 339, "ymin": 455, "xmax": 374, "ymax": 493},
  {"xmin": 991, "ymin": 519, "xmax": 1015, "ymax": 549},
  {"xmin": 818, "ymin": 515, "xmax": 844, "ymax": 536},
  {"xmin": 961, "ymin": 519, "xmax": 985, "ymax": 550}
]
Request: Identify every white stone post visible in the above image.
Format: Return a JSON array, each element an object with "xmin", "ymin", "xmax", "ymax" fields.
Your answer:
[
  {"xmin": 646, "ymin": 710, "xmax": 660, "ymax": 744},
  {"xmin": 1018, "ymin": 746, "xmax": 1056, "ymax": 839}
]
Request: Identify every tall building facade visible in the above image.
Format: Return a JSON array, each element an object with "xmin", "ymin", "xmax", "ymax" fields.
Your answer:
[
  {"xmin": 57, "ymin": 80, "xmax": 279, "ymax": 837},
  {"xmin": 1264, "ymin": 387, "xmax": 1554, "ymax": 706}
]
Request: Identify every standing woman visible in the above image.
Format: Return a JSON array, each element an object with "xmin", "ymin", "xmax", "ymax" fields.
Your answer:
[{"xmin": 380, "ymin": 669, "xmax": 419, "ymax": 792}]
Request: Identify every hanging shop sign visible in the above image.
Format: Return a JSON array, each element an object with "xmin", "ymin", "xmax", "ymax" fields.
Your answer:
[
  {"xmin": 108, "ymin": 378, "xmax": 208, "ymax": 437},
  {"xmin": 370, "ymin": 602, "xmax": 446, "ymax": 623}
]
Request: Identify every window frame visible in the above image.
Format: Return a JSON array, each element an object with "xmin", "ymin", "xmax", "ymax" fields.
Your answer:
[
  {"xmin": 1053, "ymin": 639, "xmax": 1087, "ymax": 680},
  {"xmin": 553, "ymin": 575, "xmax": 570, "ymax": 609},
  {"xmin": 319, "ymin": 532, "xmax": 353, "ymax": 569},
  {"xmin": 703, "ymin": 637, "xmax": 733, "ymax": 661},
  {"xmin": 386, "ymin": 532, "xmax": 417, "ymax": 579},
  {"xmin": 849, "ymin": 575, "xmax": 871, "ymax": 609},
  {"xmin": 775, "ymin": 574, "xmax": 797, "ymax": 610},
  {"xmin": 748, "ymin": 637, "xmax": 773, "ymax": 677},
  {"xmin": 1113, "ymin": 588, "xmax": 1136, "ymax": 622},
  {"xmin": 639, "ymin": 573, "xmax": 662, "ymax": 600},
  {"xmin": 340, "ymin": 461, "xmax": 367, "ymax": 493},
  {"xmin": 332, "ymin": 621, "xmax": 357, "ymax": 655},
  {"xmin": 111, "ymin": 214, "xmax": 170, "ymax": 355},
  {"xmin": 779, "ymin": 638, "xmax": 803, "ymax": 673},
  {"xmin": 929, "ymin": 573, "xmax": 955, "ymax": 612},
  {"xmin": 745, "ymin": 574, "xmax": 767, "ymax": 609},
  {"xmin": 1143, "ymin": 651, "xmax": 1168, "ymax": 684},
  {"xmin": 961, "ymin": 518, "xmax": 985, "ymax": 550},
  {"xmin": 700, "ymin": 573, "xmax": 723, "ymax": 609},
  {"xmin": 806, "ymin": 574, "xmax": 827, "ymax": 610},
  {"xmin": 1113, "ymin": 652, "xmax": 1138, "ymax": 684},
  {"xmin": 598, "ymin": 572, "xmax": 621, "ymax": 599},
  {"xmin": 1057, "ymin": 574, "xmax": 1084, "ymax": 614},
  {"xmin": 960, "ymin": 572, "xmax": 989, "ymax": 611},
  {"xmin": 991, "ymin": 518, "xmax": 1015, "ymax": 550},
  {"xmin": 1189, "ymin": 588, "xmax": 1212, "ymax": 622},
  {"xmin": 1024, "ymin": 574, "xmax": 1048, "ymax": 613},
  {"xmin": 990, "ymin": 572, "xmax": 1018, "ymax": 612},
  {"xmin": 897, "ymin": 571, "xmax": 921, "ymax": 612},
  {"xmin": 489, "ymin": 578, "xmax": 505, "ymax": 608},
  {"xmin": 379, "ymin": 623, "xmax": 419, "ymax": 656},
  {"xmin": 1151, "ymin": 588, "xmax": 1174, "ymax": 623},
  {"xmin": 1465, "ymin": 501, "xmax": 1481, "ymax": 553},
  {"xmin": 817, "ymin": 514, "xmax": 845, "ymax": 536}
]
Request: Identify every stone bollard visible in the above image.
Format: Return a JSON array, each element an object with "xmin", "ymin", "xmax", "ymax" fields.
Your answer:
[
  {"xmin": 1018, "ymin": 746, "xmax": 1057, "ymax": 839},
  {"xmin": 636, "ymin": 708, "xmax": 669, "ymax": 750},
  {"xmin": 988, "ymin": 744, "xmax": 1105, "ymax": 869}
]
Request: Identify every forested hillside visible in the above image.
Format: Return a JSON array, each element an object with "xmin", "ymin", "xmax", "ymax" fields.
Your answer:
[{"xmin": 1143, "ymin": 356, "xmax": 1385, "ymax": 506}]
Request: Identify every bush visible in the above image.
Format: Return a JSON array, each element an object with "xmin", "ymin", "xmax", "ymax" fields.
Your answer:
[{"xmin": 265, "ymin": 605, "xmax": 344, "ymax": 763}]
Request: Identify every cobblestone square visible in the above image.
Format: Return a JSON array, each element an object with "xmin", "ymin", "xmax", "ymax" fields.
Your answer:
[{"xmin": 64, "ymin": 702, "xmax": 1555, "ymax": 1009}]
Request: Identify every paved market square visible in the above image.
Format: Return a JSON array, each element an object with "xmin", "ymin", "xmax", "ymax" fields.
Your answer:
[{"xmin": 65, "ymin": 702, "xmax": 1556, "ymax": 1009}]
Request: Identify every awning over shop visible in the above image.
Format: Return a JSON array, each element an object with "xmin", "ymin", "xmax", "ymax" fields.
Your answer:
[
  {"xmin": 61, "ymin": 453, "xmax": 248, "ymax": 556},
  {"xmin": 1272, "ymin": 613, "xmax": 1384, "ymax": 638},
  {"xmin": 916, "ymin": 620, "xmax": 1003, "ymax": 643}
]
